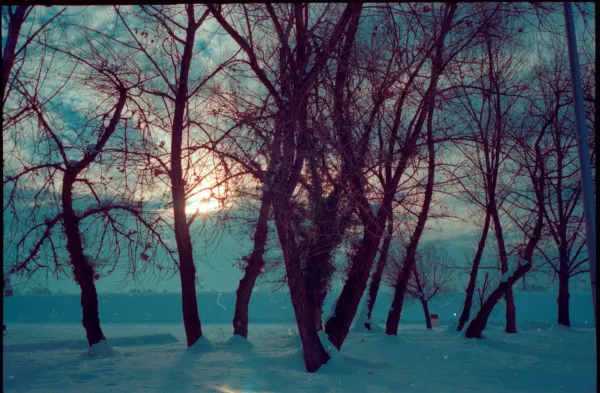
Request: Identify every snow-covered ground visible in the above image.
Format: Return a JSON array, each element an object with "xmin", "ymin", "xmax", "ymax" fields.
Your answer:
[
  {"xmin": 3, "ymin": 292, "xmax": 597, "ymax": 392},
  {"xmin": 2, "ymin": 322, "xmax": 596, "ymax": 393}
]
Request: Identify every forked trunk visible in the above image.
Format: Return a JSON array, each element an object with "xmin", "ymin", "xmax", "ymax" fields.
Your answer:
[
  {"xmin": 422, "ymin": 299, "xmax": 432, "ymax": 329},
  {"xmin": 465, "ymin": 263, "xmax": 531, "ymax": 338},
  {"xmin": 233, "ymin": 192, "xmax": 271, "ymax": 338},
  {"xmin": 457, "ymin": 209, "xmax": 491, "ymax": 331}
]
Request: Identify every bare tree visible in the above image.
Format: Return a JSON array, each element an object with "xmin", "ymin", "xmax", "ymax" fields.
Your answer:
[
  {"xmin": 406, "ymin": 244, "xmax": 455, "ymax": 329},
  {"xmin": 504, "ymin": 42, "xmax": 594, "ymax": 327},
  {"xmin": 209, "ymin": 3, "xmax": 362, "ymax": 372},
  {"xmin": 2, "ymin": 18, "xmax": 164, "ymax": 348},
  {"xmin": 465, "ymin": 71, "xmax": 548, "ymax": 338},
  {"xmin": 115, "ymin": 4, "xmax": 237, "ymax": 347}
]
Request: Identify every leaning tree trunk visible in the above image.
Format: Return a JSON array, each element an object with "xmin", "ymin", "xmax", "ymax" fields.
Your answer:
[
  {"xmin": 465, "ymin": 263, "xmax": 531, "ymax": 338},
  {"xmin": 422, "ymin": 299, "xmax": 432, "ymax": 329},
  {"xmin": 62, "ymin": 172, "xmax": 105, "ymax": 347},
  {"xmin": 557, "ymin": 267, "xmax": 571, "ymax": 327},
  {"xmin": 364, "ymin": 217, "xmax": 394, "ymax": 330},
  {"xmin": 325, "ymin": 219, "xmax": 385, "ymax": 349},
  {"xmin": 457, "ymin": 209, "xmax": 492, "ymax": 331},
  {"xmin": 233, "ymin": 191, "xmax": 272, "ymax": 338}
]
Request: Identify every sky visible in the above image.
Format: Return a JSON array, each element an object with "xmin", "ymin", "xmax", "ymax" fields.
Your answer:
[{"xmin": 2, "ymin": 4, "xmax": 594, "ymax": 295}]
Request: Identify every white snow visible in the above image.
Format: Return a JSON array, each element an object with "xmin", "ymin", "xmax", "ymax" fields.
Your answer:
[
  {"xmin": 2, "ymin": 292, "xmax": 596, "ymax": 392},
  {"xmin": 87, "ymin": 339, "xmax": 120, "ymax": 358},
  {"xmin": 186, "ymin": 335, "xmax": 216, "ymax": 354},
  {"xmin": 2, "ymin": 322, "xmax": 595, "ymax": 393}
]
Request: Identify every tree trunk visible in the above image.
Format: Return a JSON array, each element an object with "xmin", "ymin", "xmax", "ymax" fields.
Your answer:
[
  {"xmin": 325, "ymin": 223, "xmax": 383, "ymax": 349},
  {"xmin": 233, "ymin": 192, "xmax": 271, "ymax": 338},
  {"xmin": 304, "ymin": 188, "xmax": 342, "ymax": 331},
  {"xmin": 273, "ymin": 198, "xmax": 329, "ymax": 372},
  {"xmin": 457, "ymin": 209, "xmax": 492, "ymax": 331},
  {"xmin": 490, "ymin": 203, "xmax": 517, "ymax": 334},
  {"xmin": 2, "ymin": 6, "xmax": 27, "ymax": 102},
  {"xmin": 422, "ymin": 299, "xmax": 432, "ymax": 329},
  {"xmin": 386, "ymin": 96, "xmax": 437, "ymax": 336},
  {"xmin": 557, "ymin": 271, "xmax": 570, "ymax": 327},
  {"xmin": 62, "ymin": 172, "xmax": 106, "ymax": 347},
  {"xmin": 364, "ymin": 217, "xmax": 393, "ymax": 330},
  {"xmin": 174, "ymin": 206, "xmax": 203, "ymax": 347},
  {"xmin": 170, "ymin": 12, "xmax": 203, "ymax": 348},
  {"xmin": 465, "ymin": 263, "xmax": 531, "ymax": 338}
]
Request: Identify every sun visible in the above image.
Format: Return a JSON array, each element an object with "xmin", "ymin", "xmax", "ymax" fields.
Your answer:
[{"xmin": 186, "ymin": 192, "xmax": 220, "ymax": 214}]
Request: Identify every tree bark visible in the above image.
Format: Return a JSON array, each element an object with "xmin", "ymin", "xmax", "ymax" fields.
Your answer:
[
  {"xmin": 422, "ymin": 299, "xmax": 432, "ymax": 329},
  {"xmin": 233, "ymin": 191, "xmax": 271, "ymax": 338},
  {"xmin": 62, "ymin": 172, "xmax": 106, "ymax": 347},
  {"xmin": 364, "ymin": 217, "xmax": 393, "ymax": 330},
  {"xmin": 557, "ymin": 268, "xmax": 571, "ymax": 327},
  {"xmin": 457, "ymin": 208, "xmax": 492, "ymax": 331}
]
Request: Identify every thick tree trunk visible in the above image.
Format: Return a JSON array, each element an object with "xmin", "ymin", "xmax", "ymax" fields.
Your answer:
[
  {"xmin": 2, "ymin": 6, "xmax": 27, "ymax": 102},
  {"xmin": 490, "ymin": 204, "xmax": 517, "ymax": 334},
  {"xmin": 304, "ymin": 188, "xmax": 342, "ymax": 331},
  {"xmin": 273, "ymin": 198, "xmax": 329, "ymax": 372},
  {"xmin": 233, "ymin": 192, "xmax": 271, "ymax": 338},
  {"xmin": 62, "ymin": 172, "xmax": 105, "ymax": 347},
  {"xmin": 457, "ymin": 209, "xmax": 492, "ymax": 331},
  {"xmin": 465, "ymin": 263, "xmax": 531, "ymax": 338},
  {"xmin": 422, "ymin": 299, "xmax": 432, "ymax": 329},
  {"xmin": 557, "ymin": 271, "xmax": 570, "ymax": 327},
  {"xmin": 364, "ymin": 218, "xmax": 393, "ymax": 330}
]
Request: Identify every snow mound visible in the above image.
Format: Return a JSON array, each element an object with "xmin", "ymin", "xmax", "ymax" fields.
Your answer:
[
  {"xmin": 225, "ymin": 335, "xmax": 254, "ymax": 350},
  {"xmin": 445, "ymin": 319, "xmax": 462, "ymax": 334},
  {"xmin": 186, "ymin": 336, "xmax": 216, "ymax": 353},
  {"xmin": 519, "ymin": 320, "xmax": 553, "ymax": 331},
  {"xmin": 550, "ymin": 323, "xmax": 582, "ymax": 333},
  {"xmin": 318, "ymin": 331, "xmax": 344, "ymax": 365},
  {"xmin": 87, "ymin": 339, "xmax": 120, "ymax": 358}
]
